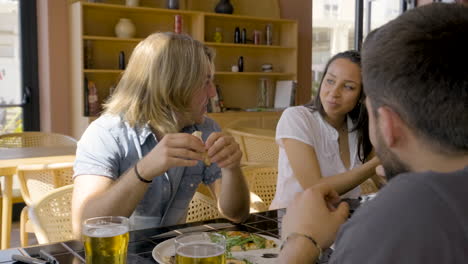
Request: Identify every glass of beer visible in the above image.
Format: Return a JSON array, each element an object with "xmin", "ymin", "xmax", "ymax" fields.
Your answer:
[
  {"xmin": 83, "ymin": 216, "xmax": 130, "ymax": 264},
  {"xmin": 175, "ymin": 232, "xmax": 226, "ymax": 264}
]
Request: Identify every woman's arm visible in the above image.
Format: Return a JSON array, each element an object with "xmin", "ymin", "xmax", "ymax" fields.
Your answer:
[{"xmin": 282, "ymin": 138, "xmax": 379, "ymax": 195}]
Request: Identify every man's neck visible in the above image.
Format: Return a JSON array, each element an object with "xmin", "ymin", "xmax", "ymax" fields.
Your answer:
[{"xmin": 407, "ymin": 151, "xmax": 468, "ymax": 174}]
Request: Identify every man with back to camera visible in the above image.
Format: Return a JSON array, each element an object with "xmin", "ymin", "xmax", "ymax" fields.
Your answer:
[{"xmin": 278, "ymin": 3, "xmax": 468, "ymax": 263}]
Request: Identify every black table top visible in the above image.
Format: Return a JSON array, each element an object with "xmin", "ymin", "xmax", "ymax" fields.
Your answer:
[{"xmin": 1, "ymin": 209, "xmax": 287, "ymax": 264}]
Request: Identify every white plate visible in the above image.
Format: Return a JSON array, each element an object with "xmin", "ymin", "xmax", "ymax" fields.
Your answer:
[{"xmin": 152, "ymin": 234, "xmax": 280, "ymax": 264}]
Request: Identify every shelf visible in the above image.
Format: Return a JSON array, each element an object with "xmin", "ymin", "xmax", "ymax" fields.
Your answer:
[
  {"xmin": 82, "ymin": 2, "xmax": 200, "ymax": 16},
  {"xmin": 81, "ymin": 2, "xmax": 292, "ymax": 23},
  {"xmin": 84, "ymin": 69, "xmax": 123, "ymax": 74},
  {"xmin": 215, "ymin": 72, "xmax": 295, "ymax": 76},
  {"xmin": 205, "ymin": 42, "xmax": 294, "ymax": 49},
  {"xmin": 71, "ymin": 0, "xmax": 297, "ymax": 137},
  {"xmin": 83, "ymin": 35, "xmax": 144, "ymax": 42},
  {"xmin": 203, "ymin": 12, "xmax": 296, "ymax": 23}
]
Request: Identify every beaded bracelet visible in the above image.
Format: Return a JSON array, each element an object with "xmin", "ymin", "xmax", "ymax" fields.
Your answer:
[
  {"xmin": 280, "ymin": 232, "xmax": 322, "ymax": 260},
  {"xmin": 134, "ymin": 162, "xmax": 152, "ymax": 183}
]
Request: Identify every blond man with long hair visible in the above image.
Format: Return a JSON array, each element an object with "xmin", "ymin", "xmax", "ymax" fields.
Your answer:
[{"xmin": 72, "ymin": 33, "xmax": 250, "ymax": 235}]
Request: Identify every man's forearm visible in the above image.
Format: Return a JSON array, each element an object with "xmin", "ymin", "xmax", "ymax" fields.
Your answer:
[
  {"xmin": 218, "ymin": 167, "xmax": 250, "ymax": 222},
  {"xmin": 278, "ymin": 236, "xmax": 320, "ymax": 264},
  {"xmin": 81, "ymin": 164, "xmax": 151, "ymax": 221}
]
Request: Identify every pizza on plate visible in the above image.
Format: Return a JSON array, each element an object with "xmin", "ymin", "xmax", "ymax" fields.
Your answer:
[{"xmin": 162, "ymin": 231, "xmax": 277, "ymax": 264}]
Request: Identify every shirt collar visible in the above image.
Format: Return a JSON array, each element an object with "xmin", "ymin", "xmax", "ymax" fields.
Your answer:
[{"xmin": 134, "ymin": 122, "xmax": 199, "ymax": 146}]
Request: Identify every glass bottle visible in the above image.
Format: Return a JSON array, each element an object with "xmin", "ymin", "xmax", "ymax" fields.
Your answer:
[
  {"xmin": 238, "ymin": 56, "xmax": 244, "ymax": 72},
  {"xmin": 234, "ymin": 27, "xmax": 240, "ymax": 43},
  {"xmin": 265, "ymin": 24, "xmax": 273, "ymax": 45}
]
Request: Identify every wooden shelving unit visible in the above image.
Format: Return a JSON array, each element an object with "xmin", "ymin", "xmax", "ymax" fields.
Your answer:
[{"xmin": 70, "ymin": 1, "xmax": 297, "ymax": 138}]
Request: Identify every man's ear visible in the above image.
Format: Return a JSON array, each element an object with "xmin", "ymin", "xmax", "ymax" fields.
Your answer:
[{"xmin": 377, "ymin": 106, "xmax": 407, "ymax": 148}]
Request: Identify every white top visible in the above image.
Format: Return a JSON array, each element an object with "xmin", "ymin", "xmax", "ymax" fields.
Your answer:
[{"xmin": 270, "ymin": 106, "xmax": 362, "ymax": 209}]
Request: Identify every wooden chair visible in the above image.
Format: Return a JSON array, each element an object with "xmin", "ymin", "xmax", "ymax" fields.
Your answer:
[
  {"xmin": 241, "ymin": 165, "xmax": 278, "ymax": 209},
  {"xmin": 16, "ymin": 162, "xmax": 74, "ymax": 246},
  {"xmin": 28, "ymin": 185, "xmax": 74, "ymax": 244},
  {"xmin": 186, "ymin": 192, "xmax": 222, "ymax": 223},
  {"xmin": 226, "ymin": 127, "xmax": 278, "ymax": 166},
  {"xmin": 0, "ymin": 132, "xmax": 76, "ymax": 246},
  {"xmin": 360, "ymin": 178, "xmax": 379, "ymax": 195}
]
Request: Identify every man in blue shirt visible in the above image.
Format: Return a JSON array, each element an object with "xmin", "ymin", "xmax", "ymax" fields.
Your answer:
[{"xmin": 72, "ymin": 33, "xmax": 250, "ymax": 234}]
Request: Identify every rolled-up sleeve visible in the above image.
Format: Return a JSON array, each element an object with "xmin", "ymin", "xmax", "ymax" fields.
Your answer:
[{"xmin": 73, "ymin": 122, "xmax": 121, "ymax": 179}]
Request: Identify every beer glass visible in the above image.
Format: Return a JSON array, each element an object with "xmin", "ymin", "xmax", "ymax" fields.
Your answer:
[
  {"xmin": 83, "ymin": 216, "xmax": 130, "ymax": 264},
  {"xmin": 175, "ymin": 232, "xmax": 226, "ymax": 264}
]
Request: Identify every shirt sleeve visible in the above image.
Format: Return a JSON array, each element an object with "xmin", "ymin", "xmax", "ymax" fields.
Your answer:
[
  {"xmin": 275, "ymin": 106, "xmax": 318, "ymax": 148},
  {"xmin": 73, "ymin": 121, "xmax": 122, "ymax": 179},
  {"xmin": 329, "ymin": 176, "xmax": 455, "ymax": 264}
]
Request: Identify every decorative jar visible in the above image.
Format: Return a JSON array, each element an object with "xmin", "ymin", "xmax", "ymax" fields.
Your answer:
[
  {"xmin": 115, "ymin": 18, "xmax": 136, "ymax": 38},
  {"xmin": 215, "ymin": 0, "xmax": 233, "ymax": 14}
]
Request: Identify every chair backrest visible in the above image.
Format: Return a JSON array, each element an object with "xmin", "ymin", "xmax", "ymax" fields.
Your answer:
[
  {"xmin": 186, "ymin": 192, "xmax": 222, "ymax": 223},
  {"xmin": 360, "ymin": 178, "xmax": 379, "ymax": 195},
  {"xmin": 29, "ymin": 185, "xmax": 74, "ymax": 244},
  {"xmin": 16, "ymin": 162, "xmax": 74, "ymax": 205},
  {"xmin": 0, "ymin": 132, "xmax": 77, "ymax": 148},
  {"xmin": 242, "ymin": 165, "xmax": 278, "ymax": 208},
  {"xmin": 226, "ymin": 127, "xmax": 278, "ymax": 166}
]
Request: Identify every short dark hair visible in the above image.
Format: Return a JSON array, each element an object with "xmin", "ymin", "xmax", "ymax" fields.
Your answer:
[
  {"xmin": 362, "ymin": 3, "xmax": 468, "ymax": 154},
  {"xmin": 307, "ymin": 50, "xmax": 372, "ymax": 162}
]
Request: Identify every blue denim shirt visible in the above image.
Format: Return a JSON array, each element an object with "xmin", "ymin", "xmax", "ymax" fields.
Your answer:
[{"xmin": 73, "ymin": 114, "xmax": 222, "ymax": 230}]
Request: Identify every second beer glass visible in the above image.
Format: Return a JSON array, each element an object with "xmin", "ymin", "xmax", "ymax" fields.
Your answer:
[{"xmin": 175, "ymin": 232, "xmax": 226, "ymax": 264}]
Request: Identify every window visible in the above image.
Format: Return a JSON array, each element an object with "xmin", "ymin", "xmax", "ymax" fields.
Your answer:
[
  {"xmin": 0, "ymin": 0, "xmax": 39, "ymax": 134},
  {"xmin": 311, "ymin": 0, "xmax": 402, "ymax": 96}
]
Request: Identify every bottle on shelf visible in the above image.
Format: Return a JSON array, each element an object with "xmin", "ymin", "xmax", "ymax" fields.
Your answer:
[
  {"xmin": 253, "ymin": 30, "xmax": 261, "ymax": 45},
  {"xmin": 238, "ymin": 56, "xmax": 244, "ymax": 72},
  {"xmin": 265, "ymin": 24, "xmax": 273, "ymax": 45},
  {"xmin": 174, "ymin": 15, "xmax": 182, "ymax": 34},
  {"xmin": 119, "ymin": 51, "xmax": 126, "ymax": 70},
  {"xmin": 241, "ymin": 28, "xmax": 247, "ymax": 44},
  {"xmin": 234, "ymin": 27, "xmax": 240, "ymax": 44}
]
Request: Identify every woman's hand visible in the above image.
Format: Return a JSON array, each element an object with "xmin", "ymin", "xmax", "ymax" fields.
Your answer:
[{"xmin": 205, "ymin": 132, "xmax": 242, "ymax": 168}]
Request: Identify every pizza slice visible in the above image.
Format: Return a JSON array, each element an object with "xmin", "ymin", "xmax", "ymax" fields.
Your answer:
[
  {"xmin": 216, "ymin": 231, "xmax": 277, "ymax": 252},
  {"xmin": 192, "ymin": 131, "xmax": 211, "ymax": 166}
]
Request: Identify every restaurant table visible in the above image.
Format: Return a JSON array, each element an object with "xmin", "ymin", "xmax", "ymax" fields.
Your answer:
[
  {"xmin": 0, "ymin": 194, "xmax": 375, "ymax": 263},
  {"xmin": 0, "ymin": 146, "xmax": 76, "ymax": 249},
  {"xmin": 0, "ymin": 209, "xmax": 291, "ymax": 264}
]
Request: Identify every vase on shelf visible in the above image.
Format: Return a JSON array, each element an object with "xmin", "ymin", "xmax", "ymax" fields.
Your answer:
[
  {"xmin": 167, "ymin": 0, "xmax": 179, "ymax": 9},
  {"xmin": 115, "ymin": 18, "xmax": 136, "ymax": 38},
  {"xmin": 214, "ymin": 0, "xmax": 233, "ymax": 14},
  {"xmin": 125, "ymin": 0, "xmax": 139, "ymax": 7}
]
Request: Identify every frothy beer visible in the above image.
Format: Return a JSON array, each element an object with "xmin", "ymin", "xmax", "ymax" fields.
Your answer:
[
  {"xmin": 176, "ymin": 242, "xmax": 225, "ymax": 264},
  {"xmin": 83, "ymin": 224, "xmax": 129, "ymax": 264}
]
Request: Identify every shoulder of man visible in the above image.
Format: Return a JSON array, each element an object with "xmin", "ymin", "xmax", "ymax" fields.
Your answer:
[{"xmin": 329, "ymin": 170, "xmax": 468, "ymax": 264}]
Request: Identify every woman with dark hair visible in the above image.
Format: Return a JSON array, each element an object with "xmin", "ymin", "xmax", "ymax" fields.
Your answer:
[{"xmin": 270, "ymin": 50, "xmax": 382, "ymax": 210}]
